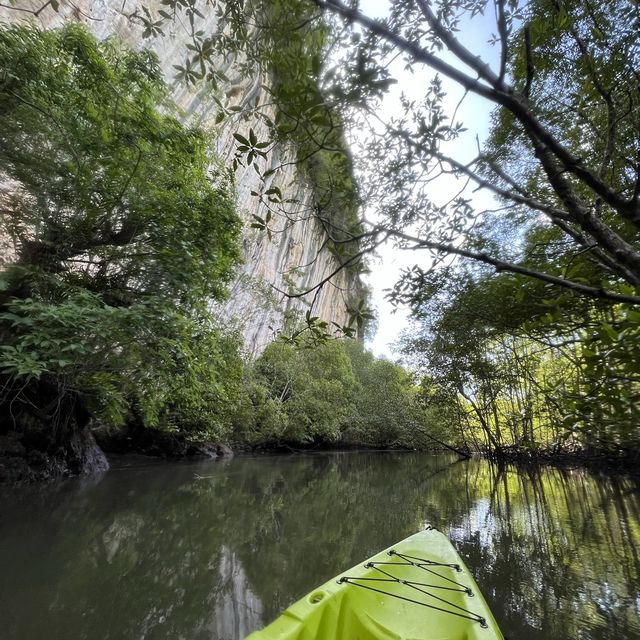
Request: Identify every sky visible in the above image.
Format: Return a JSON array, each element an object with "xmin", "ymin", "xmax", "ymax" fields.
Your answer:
[{"xmin": 349, "ymin": 1, "xmax": 502, "ymax": 359}]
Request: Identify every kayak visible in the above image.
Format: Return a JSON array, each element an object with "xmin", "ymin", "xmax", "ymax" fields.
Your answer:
[{"xmin": 245, "ymin": 527, "xmax": 504, "ymax": 640}]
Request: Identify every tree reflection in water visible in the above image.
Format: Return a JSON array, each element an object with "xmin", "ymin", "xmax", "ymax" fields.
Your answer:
[{"xmin": 0, "ymin": 453, "xmax": 638, "ymax": 639}]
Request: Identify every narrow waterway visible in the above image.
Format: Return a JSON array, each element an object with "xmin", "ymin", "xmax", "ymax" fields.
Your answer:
[{"xmin": 0, "ymin": 452, "xmax": 638, "ymax": 639}]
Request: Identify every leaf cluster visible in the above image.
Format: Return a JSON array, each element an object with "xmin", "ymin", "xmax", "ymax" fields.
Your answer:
[{"xmin": 0, "ymin": 24, "xmax": 244, "ymax": 442}]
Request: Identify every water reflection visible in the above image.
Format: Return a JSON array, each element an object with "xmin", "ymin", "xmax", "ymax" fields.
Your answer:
[{"xmin": 0, "ymin": 453, "xmax": 638, "ymax": 639}]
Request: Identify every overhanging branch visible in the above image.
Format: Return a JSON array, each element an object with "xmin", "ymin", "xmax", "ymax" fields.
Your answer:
[{"xmin": 391, "ymin": 229, "xmax": 640, "ymax": 305}]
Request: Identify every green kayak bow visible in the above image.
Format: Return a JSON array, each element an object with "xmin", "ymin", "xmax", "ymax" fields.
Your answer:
[{"xmin": 245, "ymin": 527, "xmax": 504, "ymax": 640}]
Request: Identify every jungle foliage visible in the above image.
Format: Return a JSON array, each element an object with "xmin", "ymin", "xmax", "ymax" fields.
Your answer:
[
  {"xmin": 232, "ymin": 338, "xmax": 435, "ymax": 450},
  {"xmin": 222, "ymin": 0, "xmax": 640, "ymax": 462},
  {"xmin": 0, "ymin": 23, "xmax": 419, "ymax": 481},
  {"xmin": 385, "ymin": 0, "xmax": 640, "ymax": 458},
  {"xmin": 401, "ymin": 259, "xmax": 640, "ymax": 458},
  {"xmin": 3, "ymin": 0, "xmax": 640, "ymax": 473},
  {"xmin": 0, "ymin": 24, "xmax": 245, "ymax": 467}
]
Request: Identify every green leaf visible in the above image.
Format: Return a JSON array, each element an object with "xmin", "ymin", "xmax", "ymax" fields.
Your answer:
[{"xmin": 233, "ymin": 132, "xmax": 250, "ymax": 146}]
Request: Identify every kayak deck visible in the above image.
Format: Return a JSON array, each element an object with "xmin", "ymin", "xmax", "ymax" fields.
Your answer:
[{"xmin": 245, "ymin": 528, "xmax": 504, "ymax": 640}]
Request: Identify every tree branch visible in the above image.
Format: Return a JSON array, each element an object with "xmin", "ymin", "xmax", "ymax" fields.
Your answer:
[
  {"xmin": 313, "ymin": 0, "xmax": 640, "ymax": 225},
  {"xmin": 391, "ymin": 228, "xmax": 640, "ymax": 305},
  {"xmin": 528, "ymin": 134, "xmax": 640, "ymax": 279},
  {"xmin": 312, "ymin": 0, "xmax": 500, "ymax": 100},
  {"xmin": 415, "ymin": 0, "xmax": 502, "ymax": 88},
  {"xmin": 273, "ymin": 232, "xmax": 387, "ymax": 299},
  {"xmin": 495, "ymin": 0, "xmax": 509, "ymax": 84},
  {"xmin": 523, "ymin": 25, "xmax": 534, "ymax": 99}
]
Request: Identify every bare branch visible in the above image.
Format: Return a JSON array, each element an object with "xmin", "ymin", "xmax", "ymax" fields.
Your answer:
[
  {"xmin": 273, "ymin": 232, "xmax": 388, "ymax": 299},
  {"xmin": 428, "ymin": 147, "xmax": 571, "ymax": 221},
  {"xmin": 312, "ymin": 0, "xmax": 500, "ymax": 100},
  {"xmin": 495, "ymin": 0, "xmax": 509, "ymax": 84},
  {"xmin": 415, "ymin": 0, "xmax": 502, "ymax": 88},
  {"xmin": 523, "ymin": 25, "xmax": 534, "ymax": 99},
  {"xmin": 0, "ymin": 3, "xmax": 38, "ymax": 13}
]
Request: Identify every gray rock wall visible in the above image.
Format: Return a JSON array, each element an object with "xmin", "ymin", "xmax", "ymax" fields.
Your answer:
[{"xmin": 0, "ymin": 0, "xmax": 362, "ymax": 355}]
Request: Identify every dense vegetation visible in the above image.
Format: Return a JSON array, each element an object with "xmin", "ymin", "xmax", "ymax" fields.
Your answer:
[
  {"xmin": 380, "ymin": 0, "xmax": 640, "ymax": 460},
  {"xmin": 0, "ymin": 24, "xmax": 428, "ymax": 481},
  {"xmin": 239, "ymin": 339, "xmax": 429, "ymax": 449},
  {"xmin": 2, "ymin": 0, "xmax": 639, "ymax": 480},
  {"xmin": 0, "ymin": 24, "xmax": 244, "ymax": 478},
  {"xmin": 286, "ymin": 0, "xmax": 639, "ymax": 464},
  {"xmin": 400, "ymin": 265, "xmax": 640, "ymax": 459},
  {"xmin": 194, "ymin": 0, "xmax": 639, "ymax": 463}
]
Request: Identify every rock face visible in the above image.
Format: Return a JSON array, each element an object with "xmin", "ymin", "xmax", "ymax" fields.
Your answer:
[
  {"xmin": 96, "ymin": 427, "xmax": 234, "ymax": 459},
  {"xmin": 0, "ymin": 0, "xmax": 364, "ymax": 355},
  {"xmin": 0, "ymin": 427, "xmax": 109, "ymax": 483}
]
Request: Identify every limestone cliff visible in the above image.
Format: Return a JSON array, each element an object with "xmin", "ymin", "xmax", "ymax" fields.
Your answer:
[{"xmin": 0, "ymin": 0, "xmax": 365, "ymax": 355}]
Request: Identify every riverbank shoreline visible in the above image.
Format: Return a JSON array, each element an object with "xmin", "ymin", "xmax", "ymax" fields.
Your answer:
[
  {"xmin": 3, "ymin": 425, "xmax": 639, "ymax": 484},
  {"xmin": 0, "ymin": 426, "xmax": 417, "ymax": 484},
  {"xmin": 484, "ymin": 448, "xmax": 640, "ymax": 478}
]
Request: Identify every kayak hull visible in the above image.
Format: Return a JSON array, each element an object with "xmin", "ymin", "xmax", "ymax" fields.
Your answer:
[{"xmin": 245, "ymin": 528, "xmax": 504, "ymax": 640}]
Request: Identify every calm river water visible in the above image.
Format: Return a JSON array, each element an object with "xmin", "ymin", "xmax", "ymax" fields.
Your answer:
[{"xmin": 0, "ymin": 452, "xmax": 639, "ymax": 639}]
